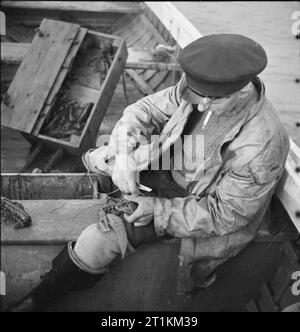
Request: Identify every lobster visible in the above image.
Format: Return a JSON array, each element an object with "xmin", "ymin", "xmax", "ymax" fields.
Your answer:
[{"xmin": 1, "ymin": 197, "xmax": 32, "ymax": 229}]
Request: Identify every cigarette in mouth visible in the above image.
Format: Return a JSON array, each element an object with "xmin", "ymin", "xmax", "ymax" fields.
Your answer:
[{"xmin": 202, "ymin": 110, "xmax": 212, "ymax": 130}]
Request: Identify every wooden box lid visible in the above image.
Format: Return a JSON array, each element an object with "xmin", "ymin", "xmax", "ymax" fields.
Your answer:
[{"xmin": 1, "ymin": 19, "xmax": 86, "ymax": 134}]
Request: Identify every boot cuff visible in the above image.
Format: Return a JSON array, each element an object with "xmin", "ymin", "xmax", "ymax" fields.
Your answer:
[{"xmin": 68, "ymin": 241, "xmax": 107, "ymax": 275}]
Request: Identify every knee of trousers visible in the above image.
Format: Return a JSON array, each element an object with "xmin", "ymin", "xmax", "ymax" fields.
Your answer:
[{"xmin": 74, "ymin": 224, "xmax": 121, "ymax": 272}]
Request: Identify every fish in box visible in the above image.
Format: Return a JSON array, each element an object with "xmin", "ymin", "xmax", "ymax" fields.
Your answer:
[{"xmin": 1, "ymin": 18, "xmax": 128, "ymax": 155}]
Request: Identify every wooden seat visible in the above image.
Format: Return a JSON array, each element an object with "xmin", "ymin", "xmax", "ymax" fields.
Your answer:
[{"xmin": 1, "ymin": 42, "xmax": 181, "ymax": 70}]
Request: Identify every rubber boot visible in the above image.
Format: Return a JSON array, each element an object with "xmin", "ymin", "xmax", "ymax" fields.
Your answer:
[{"xmin": 9, "ymin": 241, "xmax": 104, "ymax": 312}]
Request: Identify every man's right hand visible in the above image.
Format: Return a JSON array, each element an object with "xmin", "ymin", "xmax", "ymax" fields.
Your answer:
[{"xmin": 112, "ymin": 154, "xmax": 139, "ymax": 196}]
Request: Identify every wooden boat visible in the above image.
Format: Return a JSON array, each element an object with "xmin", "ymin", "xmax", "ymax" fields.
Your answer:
[{"xmin": 1, "ymin": 2, "xmax": 299, "ymax": 312}]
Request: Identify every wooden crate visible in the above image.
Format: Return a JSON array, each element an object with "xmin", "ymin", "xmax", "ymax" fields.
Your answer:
[{"xmin": 1, "ymin": 19, "xmax": 127, "ymax": 155}]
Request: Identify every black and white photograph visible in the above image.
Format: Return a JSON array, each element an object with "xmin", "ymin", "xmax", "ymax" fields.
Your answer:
[{"xmin": 0, "ymin": 1, "xmax": 299, "ymax": 315}]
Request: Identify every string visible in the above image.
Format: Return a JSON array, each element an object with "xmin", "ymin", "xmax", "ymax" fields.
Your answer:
[{"xmin": 86, "ymin": 168, "xmax": 120, "ymax": 197}]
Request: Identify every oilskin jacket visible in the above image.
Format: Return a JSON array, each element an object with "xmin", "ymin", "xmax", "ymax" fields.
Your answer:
[{"xmin": 95, "ymin": 76, "xmax": 290, "ymax": 294}]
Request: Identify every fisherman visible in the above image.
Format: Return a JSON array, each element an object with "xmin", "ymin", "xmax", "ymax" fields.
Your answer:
[{"xmin": 12, "ymin": 34, "xmax": 289, "ymax": 311}]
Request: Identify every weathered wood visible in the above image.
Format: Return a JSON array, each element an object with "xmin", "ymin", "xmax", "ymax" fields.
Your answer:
[
  {"xmin": 276, "ymin": 140, "xmax": 300, "ymax": 233},
  {"xmin": 127, "ymin": 48, "xmax": 181, "ymax": 71},
  {"xmin": 32, "ymin": 29, "xmax": 87, "ymax": 136},
  {"xmin": 19, "ymin": 143, "xmax": 43, "ymax": 173},
  {"xmin": 126, "ymin": 68, "xmax": 154, "ymax": 95},
  {"xmin": 1, "ymin": 199, "xmax": 107, "ymax": 244},
  {"xmin": 1, "ymin": 42, "xmax": 181, "ymax": 71},
  {"xmin": 1, "ymin": 19, "xmax": 79, "ymax": 134},
  {"xmin": 31, "ymin": 104, "xmax": 53, "ymax": 136},
  {"xmin": 62, "ymin": 28, "xmax": 87, "ymax": 69},
  {"xmin": 0, "ymin": 42, "xmax": 29, "ymax": 64},
  {"xmin": 144, "ymin": 2, "xmax": 202, "ymax": 48},
  {"xmin": 33, "ymin": 31, "xmax": 127, "ymax": 155},
  {"xmin": 139, "ymin": 13, "xmax": 168, "ymax": 45},
  {"xmin": 76, "ymin": 32, "xmax": 128, "ymax": 153},
  {"xmin": 2, "ymin": 1, "xmax": 142, "ymax": 14},
  {"xmin": 1, "ymin": 173, "xmax": 97, "ymax": 200}
]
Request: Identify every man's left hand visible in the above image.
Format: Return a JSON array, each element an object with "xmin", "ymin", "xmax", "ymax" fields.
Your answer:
[{"xmin": 124, "ymin": 195, "xmax": 155, "ymax": 226}]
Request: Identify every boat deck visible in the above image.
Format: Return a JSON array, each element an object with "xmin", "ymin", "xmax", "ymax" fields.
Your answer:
[
  {"xmin": 1, "ymin": 2, "xmax": 180, "ymax": 172},
  {"xmin": 0, "ymin": 1, "xmax": 299, "ymax": 312}
]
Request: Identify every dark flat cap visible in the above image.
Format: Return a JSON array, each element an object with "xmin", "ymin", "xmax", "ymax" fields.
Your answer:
[{"xmin": 178, "ymin": 34, "xmax": 267, "ymax": 97}]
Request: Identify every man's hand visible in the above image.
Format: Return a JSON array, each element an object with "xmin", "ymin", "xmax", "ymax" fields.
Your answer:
[
  {"xmin": 124, "ymin": 195, "xmax": 155, "ymax": 226},
  {"xmin": 112, "ymin": 154, "xmax": 139, "ymax": 195}
]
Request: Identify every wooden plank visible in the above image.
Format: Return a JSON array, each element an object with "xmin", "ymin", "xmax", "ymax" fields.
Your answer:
[
  {"xmin": 276, "ymin": 139, "xmax": 300, "ymax": 233},
  {"xmin": 0, "ymin": 42, "xmax": 29, "ymax": 64},
  {"xmin": 130, "ymin": 28, "xmax": 156, "ymax": 48},
  {"xmin": 0, "ymin": 128, "xmax": 31, "ymax": 173},
  {"xmin": 1, "ymin": 42, "xmax": 181, "ymax": 71},
  {"xmin": 126, "ymin": 26, "xmax": 150, "ymax": 48},
  {"xmin": 144, "ymin": 2, "xmax": 202, "ymax": 48},
  {"xmin": 139, "ymin": 13, "xmax": 168, "ymax": 45},
  {"xmin": 33, "ymin": 84, "xmax": 101, "ymax": 154},
  {"xmin": 77, "ymin": 33, "xmax": 128, "ymax": 153},
  {"xmin": 126, "ymin": 68, "xmax": 154, "ymax": 95},
  {"xmin": 2, "ymin": 1, "xmax": 142, "ymax": 14},
  {"xmin": 32, "ymin": 28, "xmax": 87, "ymax": 136},
  {"xmin": 61, "ymin": 27, "xmax": 87, "ymax": 69},
  {"xmin": 1, "ymin": 173, "xmax": 97, "ymax": 200},
  {"xmin": 150, "ymin": 70, "xmax": 172, "ymax": 91},
  {"xmin": 126, "ymin": 59, "xmax": 180, "ymax": 71},
  {"xmin": 6, "ymin": 14, "xmax": 123, "ymax": 30},
  {"xmin": 1, "ymin": 199, "xmax": 107, "ymax": 244},
  {"xmin": 112, "ymin": 15, "xmax": 144, "ymax": 39},
  {"xmin": 31, "ymin": 104, "xmax": 53, "ymax": 137},
  {"xmin": 127, "ymin": 47, "xmax": 181, "ymax": 71},
  {"xmin": 1, "ymin": 19, "xmax": 80, "ymax": 134}
]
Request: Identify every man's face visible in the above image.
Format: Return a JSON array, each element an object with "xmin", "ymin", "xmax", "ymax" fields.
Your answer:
[{"xmin": 180, "ymin": 76, "xmax": 230, "ymax": 112}]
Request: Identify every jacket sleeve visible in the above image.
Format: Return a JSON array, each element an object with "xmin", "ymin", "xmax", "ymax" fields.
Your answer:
[
  {"xmin": 153, "ymin": 162, "xmax": 284, "ymax": 238},
  {"xmin": 107, "ymin": 78, "xmax": 183, "ymax": 155}
]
